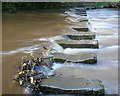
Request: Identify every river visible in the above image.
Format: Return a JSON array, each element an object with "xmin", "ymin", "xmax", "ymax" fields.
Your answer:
[{"xmin": 2, "ymin": 8, "xmax": 118, "ymax": 94}]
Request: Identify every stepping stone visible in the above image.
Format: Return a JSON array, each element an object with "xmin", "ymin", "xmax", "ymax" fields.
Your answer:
[
  {"xmin": 56, "ymin": 39, "xmax": 99, "ymax": 49},
  {"xmin": 69, "ymin": 22, "xmax": 89, "ymax": 32},
  {"xmin": 75, "ymin": 8, "xmax": 86, "ymax": 14},
  {"xmin": 77, "ymin": 14, "xmax": 87, "ymax": 16},
  {"xmin": 81, "ymin": 14, "xmax": 87, "ymax": 16},
  {"xmin": 51, "ymin": 52, "xmax": 97, "ymax": 64},
  {"xmin": 74, "ymin": 10, "xmax": 87, "ymax": 16},
  {"xmin": 66, "ymin": 17, "xmax": 88, "ymax": 23},
  {"xmin": 69, "ymin": 21, "xmax": 88, "ymax": 28},
  {"xmin": 75, "ymin": 7, "xmax": 86, "ymax": 12},
  {"xmin": 40, "ymin": 77, "xmax": 105, "ymax": 95},
  {"xmin": 75, "ymin": 11, "xmax": 87, "ymax": 15},
  {"xmin": 72, "ymin": 27, "xmax": 89, "ymax": 32},
  {"xmin": 69, "ymin": 7, "xmax": 86, "ymax": 13},
  {"xmin": 63, "ymin": 32, "xmax": 95, "ymax": 40},
  {"xmin": 74, "ymin": 8, "xmax": 87, "ymax": 16}
]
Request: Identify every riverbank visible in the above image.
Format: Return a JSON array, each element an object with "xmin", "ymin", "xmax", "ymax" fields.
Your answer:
[{"xmin": 2, "ymin": 2, "xmax": 120, "ymax": 12}]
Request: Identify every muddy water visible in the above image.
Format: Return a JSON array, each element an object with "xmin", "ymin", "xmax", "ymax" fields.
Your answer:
[
  {"xmin": 2, "ymin": 10, "xmax": 66, "ymax": 94},
  {"xmin": 2, "ymin": 8, "xmax": 118, "ymax": 94}
]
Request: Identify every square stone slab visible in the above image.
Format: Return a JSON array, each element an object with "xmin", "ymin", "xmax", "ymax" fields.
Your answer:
[
  {"xmin": 69, "ymin": 21, "xmax": 88, "ymax": 30},
  {"xmin": 63, "ymin": 32, "xmax": 96, "ymax": 40},
  {"xmin": 50, "ymin": 52, "xmax": 97, "ymax": 64},
  {"xmin": 55, "ymin": 39, "xmax": 99, "ymax": 49},
  {"xmin": 72, "ymin": 27, "xmax": 89, "ymax": 32},
  {"xmin": 40, "ymin": 77, "xmax": 105, "ymax": 95}
]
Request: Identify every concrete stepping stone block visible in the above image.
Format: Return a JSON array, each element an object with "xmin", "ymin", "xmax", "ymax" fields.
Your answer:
[
  {"xmin": 63, "ymin": 32, "xmax": 95, "ymax": 40},
  {"xmin": 72, "ymin": 27, "xmax": 89, "ymax": 32},
  {"xmin": 50, "ymin": 52, "xmax": 97, "ymax": 64},
  {"xmin": 40, "ymin": 77, "xmax": 105, "ymax": 95},
  {"xmin": 55, "ymin": 39, "xmax": 99, "ymax": 49}
]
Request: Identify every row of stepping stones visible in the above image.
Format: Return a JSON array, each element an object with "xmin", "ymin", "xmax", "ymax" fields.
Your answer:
[{"xmin": 41, "ymin": 7, "xmax": 105, "ymax": 95}]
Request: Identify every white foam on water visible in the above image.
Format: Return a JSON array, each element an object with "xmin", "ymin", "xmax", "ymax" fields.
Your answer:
[
  {"xmin": 2, "ymin": 44, "xmax": 41, "ymax": 56},
  {"xmin": 50, "ymin": 41, "xmax": 64, "ymax": 53},
  {"xmin": 38, "ymin": 37, "xmax": 49, "ymax": 41},
  {"xmin": 63, "ymin": 48, "xmax": 98, "ymax": 55},
  {"xmin": 52, "ymin": 61, "xmax": 111, "ymax": 72},
  {"xmin": 51, "ymin": 8, "xmax": 118, "ymax": 94},
  {"xmin": 36, "ymin": 35, "xmax": 64, "ymax": 42},
  {"xmin": 52, "ymin": 63, "xmax": 65, "ymax": 70},
  {"xmin": 24, "ymin": 88, "xmax": 30, "ymax": 94}
]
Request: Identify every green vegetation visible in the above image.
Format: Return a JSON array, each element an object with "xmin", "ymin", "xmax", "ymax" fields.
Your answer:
[
  {"xmin": 2, "ymin": 2, "xmax": 120, "ymax": 13},
  {"xmin": 2, "ymin": 2, "xmax": 79, "ymax": 12},
  {"xmin": 87, "ymin": 2, "xmax": 120, "ymax": 8}
]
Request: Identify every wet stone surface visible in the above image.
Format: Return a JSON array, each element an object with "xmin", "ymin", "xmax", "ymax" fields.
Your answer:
[
  {"xmin": 63, "ymin": 32, "xmax": 95, "ymax": 40},
  {"xmin": 50, "ymin": 52, "xmax": 97, "ymax": 64},
  {"xmin": 56, "ymin": 39, "xmax": 99, "ymax": 49},
  {"xmin": 40, "ymin": 77, "xmax": 105, "ymax": 95},
  {"xmin": 68, "ymin": 7, "xmax": 87, "ymax": 16},
  {"xmin": 69, "ymin": 21, "xmax": 88, "ymax": 31},
  {"xmin": 72, "ymin": 27, "xmax": 89, "ymax": 32}
]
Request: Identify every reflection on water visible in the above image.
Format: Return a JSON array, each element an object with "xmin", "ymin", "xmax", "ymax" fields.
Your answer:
[{"xmin": 2, "ymin": 8, "xmax": 118, "ymax": 94}]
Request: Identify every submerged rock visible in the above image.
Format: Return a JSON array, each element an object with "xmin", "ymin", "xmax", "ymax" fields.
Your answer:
[
  {"xmin": 40, "ymin": 77, "xmax": 105, "ymax": 95},
  {"xmin": 56, "ymin": 39, "xmax": 99, "ymax": 49},
  {"xmin": 63, "ymin": 32, "xmax": 95, "ymax": 40},
  {"xmin": 50, "ymin": 52, "xmax": 97, "ymax": 64}
]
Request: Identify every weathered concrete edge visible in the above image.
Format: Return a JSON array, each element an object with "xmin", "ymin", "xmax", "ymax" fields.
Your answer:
[
  {"xmin": 40, "ymin": 84, "xmax": 105, "ymax": 95},
  {"xmin": 51, "ymin": 58, "xmax": 97, "ymax": 64},
  {"xmin": 66, "ymin": 34, "xmax": 96, "ymax": 40},
  {"xmin": 72, "ymin": 27, "xmax": 89, "ymax": 32},
  {"xmin": 58, "ymin": 43, "xmax": 99, "ymax": 49}
]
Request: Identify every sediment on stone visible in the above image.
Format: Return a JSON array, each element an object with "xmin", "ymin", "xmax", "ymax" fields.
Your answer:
[
  {"xmin": 69, "ymin": 21, "xmax": 88, "ymax": 28},
  {"xmin": 72, "ymin": 27, "xmax": 89, "ymax": 32},
  {"xmin": 55, "ymin": 39, "xmax": 99, "ymax": 49},
  {"xmin": 63, "ymin": 32, "xmax": 96, "ymax": 40},
  {"xmin": 69, "ymin": 7, "xmax": 87, "ymax": 15},
  {"xmin": 40, "ymin": 77, "xmax": 105, "ymax": 95},
  {"xmin": 50, "ymin": 52, "xmax": 97, "ymax": 64}
]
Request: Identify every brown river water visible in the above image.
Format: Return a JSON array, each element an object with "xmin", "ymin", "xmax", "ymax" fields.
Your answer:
[{"xmin": 2, "ymin": 8, "xmax": 118, "ymax": 94}]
